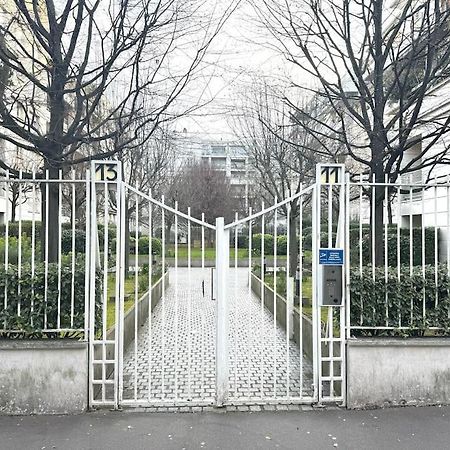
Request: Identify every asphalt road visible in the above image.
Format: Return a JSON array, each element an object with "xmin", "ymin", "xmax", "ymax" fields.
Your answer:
[{"xmin": 1, "ymin": 406, "xmax": 449, "ymax": 450}]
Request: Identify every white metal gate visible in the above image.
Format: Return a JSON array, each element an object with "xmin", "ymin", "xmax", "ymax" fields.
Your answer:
[{"xmin": 88, "ymin": 161, "xmax": 348, "ymax": 408}]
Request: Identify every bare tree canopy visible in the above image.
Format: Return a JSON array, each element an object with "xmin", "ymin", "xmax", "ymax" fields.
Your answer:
[
  {"xmin": 0, "ymin": 0, "xmax": 238, "ymax": 260},
  {"xmin": 255, "ymin": 0, "xmax": 450, "ymax": 264},
  {"xmin": 0, "ymin": 0, "xmax": 237, "ymax": 173},
  {"xmin": 166, "ymin": 159, "xmax": 239, "ymax": 224}
]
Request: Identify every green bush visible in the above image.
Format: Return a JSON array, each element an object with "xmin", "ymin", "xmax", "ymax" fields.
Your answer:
[
  {"xmin": 349, "ymin": 226, "xmax": 438, "ymax": 266},
  {"xmin": 350, "ymin": 264, "xmax": 450, "ymax": 336},
  {"xmin": 131, "ymin": 236, "xmax": 162, "ymax": 255},
  {"xmin": 252, "ymin": 234, "xmax": 274, "ymax": 255},
  {"xmin": 276, "ymin": 235, "xmax": 288, "ymax": 255},
  {"xmin": 0, "ymin": 221, "xmax": 42, "ymax": 239},
  {"xmin": 0, "ymin": 262, "xmax": 102, "ymax": 338},
  {"xmin": 0, "ymin": 236, "xmax": 34, "ymax": 265},
  {"xmin": 61, "ymin": 229, "xmax": 87, "ymax": 254}
]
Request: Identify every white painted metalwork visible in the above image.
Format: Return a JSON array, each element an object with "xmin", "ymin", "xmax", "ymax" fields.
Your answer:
[{"xmin": 3, "ymin": 161, "xmax": 449, "ymax": 409}]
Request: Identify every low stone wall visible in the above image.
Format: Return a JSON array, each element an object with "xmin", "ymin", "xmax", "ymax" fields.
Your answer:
[
  {"xmin": 0, "ymin": 340, "xmax": 88, "ymax": 415},
  {"xmin": 117, "ymin": 271, "xmax": 169, "ymax": 352},
  {"xmin": 347, "ymin": 338, "xmax": 450, "ymax": 409},
  {"xmin": 250, "ymin": 273, "xmax": 314, "ymax": 361},
  {"xmin": 97, "ymin": 271, "xmax": 169, "ymax": 373}
]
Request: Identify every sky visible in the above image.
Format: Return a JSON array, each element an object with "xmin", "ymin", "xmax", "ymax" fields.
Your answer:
[{"xmin": 172, "ymin": 0, "xmax": 294, "ymax": 142}]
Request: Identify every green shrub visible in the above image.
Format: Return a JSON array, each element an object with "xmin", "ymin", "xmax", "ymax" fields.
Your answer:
[
  {"xmin": 349, "ymin": 226, "xmax": 438, "ymax": 266},
  {"xmin": 350, "ymin": 264, "xmax": 450, "ymax": 336},
  {"xmin": 252, "ymin": 234, "xmax": 274, "ymax": 255},
  {"xmin": 0, "ymin": 236, "xmax": 34, "ymax": 265},
  {"xmin": 61, "ymin": 229, "xmax": 87, "ymax": 254},
  {"xmin": 0, "ymin": 221, "xmax": 42, "ymax": 239},
  {"xmin": 276, "ymin": 235, "xmax": 288, "ymax": 255},
  {"xmin": 0, "ymin": 262, "xmax": 102, "ymax": 338},
  {"xmin": 137, "ymin": 236, "xmax": 162, "ymax": 255}
]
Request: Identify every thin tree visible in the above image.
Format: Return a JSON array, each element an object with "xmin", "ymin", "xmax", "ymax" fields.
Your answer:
[
  {"xmin": 255, "ymin": 0, "xmax": 450, "ymax": 265},
  {"xmin": 232, "ymin": 79, "xmax": 318, "ymax": 275},
  {"xmin": 0, "ymin": 0, "xmax": 238, "ymax": 260}
]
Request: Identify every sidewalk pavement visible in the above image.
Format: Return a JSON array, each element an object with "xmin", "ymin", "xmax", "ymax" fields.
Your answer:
[{"xmin": 1, "ymin": 405, "xmax": 449, "ymax": 450}]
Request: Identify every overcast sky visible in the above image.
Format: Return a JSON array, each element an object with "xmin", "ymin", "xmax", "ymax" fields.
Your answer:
[{"xmin": 173, "ymin": 1, "xmax": 293, "ymax": 142}]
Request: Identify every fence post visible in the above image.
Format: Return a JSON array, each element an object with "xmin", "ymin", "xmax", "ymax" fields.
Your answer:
[{"xmin": 215, "ymin": 217, "xmax": 229, "ymax": 406}]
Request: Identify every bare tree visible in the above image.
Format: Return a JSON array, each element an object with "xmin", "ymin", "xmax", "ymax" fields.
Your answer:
[
  {"xmin": 255, "ymin": 0, "xmax": 450, "ymax": 265},
  {"xmin": 232, "ymin": 79, "xmax": 318, "ymax": 275},
  {"xmin": 121, "ymin": 124, "xmax": 175, "ymax": 273},
  {"xmin": 0, "ymin": 0, "xmax": 237, "ymax": 260},
  {"xmin": 164, "ymin": 159, "xmax": 239, "ymax": 243}
]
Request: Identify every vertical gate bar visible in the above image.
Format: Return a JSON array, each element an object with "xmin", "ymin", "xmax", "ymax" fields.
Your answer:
[
  {"xmin": 338, "ymin": 172, "xmax": 346, "ymax": 404},
  {"xmin": 117, "ymin": 175, "xmax": 126, "ymax": 407},
  {"xmin": 247, "ymin": 207, "xmax": 252, "ymax": 398},
  {"xmin": 31, "ymin": 173, "xmax": 36, "ymax": 327},
  {"xmin": 327, "ymin": 184, "xmax": 333, "ymax": 399},
  {"xmin": 134, "ymin": 194, "xmax": 139, "ymax": 401},
  {"xmin": 44, "ymin": 170, "xmax": 49, "ymax": 329},
  {"xmin": 71, "ymin": 171, "xmax": 76, "ymax": 327},
  {"xmin": 17, "ymin": 175, "xmax": 22, "ymax": 316},
  {"xmin": 57, "ymin": 172, "xmax": 62, "ymax": 329},
  {"xmin": 312, "ymin": 173, "xmax": 321, "ymax": 402},
  {"xmin": 174, "ymin": 202, "xmax": 179, "ymax": 401},
  {"xmin": 422, "ymin": 183, "xmax": 426, "ymax": 320},
  {"xmin": 89, "ymin": 165, "xmax": 98, "ymax": 406},
  {"xmin": 273, "ymin": 202, "xmax": 278, "ymax": 399},
  {"xmin": 162, "ymin": 197, "xmax": 166, "ymax": 399},
  {"xmin": 201, "ymin": 212, "xmax": 205, "ymax": 401},
  {"xmin": 215, "ymin": 217, "xmax": 229, "ymax": 406},
  {"xmin": 260, "ymin": 203, "xmax": 265, "ymax": 399},
  {"xmin": 102, "ymin": 184, "xmax": 109, "ymax": 404},
  {"xmin": 299, "ymin": 188, "xmax": 303, "ymax": 396},
  {"xmin": 384, "ymin": 177, "xmax": 389, "ymax": 326},
  {"xmin": 345, "ymin": 174, "xmax": 351, "ymax": 341},
  {"xmin": 396, "ymin": 183, "xmax": 402, "ymax": 328},
  {"xmin": 187, "ymin": 206, "xmax": 192, "ymax": 400},
  {"xmin": 359, "ymin": 175, "xmax": 363, "ymax": 325},
  {"xmin": 84, "ymin": 171, "xmax": 91, "ymax": 340},
  {"xmin": 286, "ymin": 202, "xmax": 291, "ymax": 399},
  {"xmin": 234, "ymin": 212, "xmax": 238, "ymax": 398},
  {"xmin": 3, "ymin": 172, "xmax": 8, "ymax": 329},
  {"xmin": 434, "ymin": 181, "xmax": 438, "ymax": 307},
  {"xmin": 409, "ymin": 183, "xmax": 413, "ymax": 323},
  {"xmin": 447, "ymin": 178, "xmax": 450, "ymax": 304},
  {"xmin": 371, "ymin": 174, "xmax": 376, "ymax": 280},
  {"xmin": 148, "ymin": 197, "xmax": 154, "ymax": 403}
]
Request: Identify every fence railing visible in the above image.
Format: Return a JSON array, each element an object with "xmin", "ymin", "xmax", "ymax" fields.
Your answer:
[
  {"xmin": 0, "ymin": 170, "xmax": 90, "ymax": 337},
  {"xmin": 347, "ymin": 179, "xmax": 450, "ymax": 336}
]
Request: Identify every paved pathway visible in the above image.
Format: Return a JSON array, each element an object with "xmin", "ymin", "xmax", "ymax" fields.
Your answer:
[{"xmin": 122, "ymin": 268, "xmax": 313, "ymax": 404}]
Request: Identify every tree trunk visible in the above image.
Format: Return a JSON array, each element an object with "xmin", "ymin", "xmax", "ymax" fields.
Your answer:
[{"xmin": 41, "ymin": 166, "xmax": 60, "ymax": 263}]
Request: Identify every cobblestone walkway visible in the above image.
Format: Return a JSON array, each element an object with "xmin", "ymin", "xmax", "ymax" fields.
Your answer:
[{"xmin": 122, "ymin": 268, "xmax": 313, "ymax": 404}]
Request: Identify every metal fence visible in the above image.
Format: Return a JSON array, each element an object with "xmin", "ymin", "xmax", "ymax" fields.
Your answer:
[
  {"xmin": 346, "ymin": 176, "xmax": 450, "ymax": 337},
  {"xmin": 0, "ymin": 169, "xmax": 90, "ymax": 337}
]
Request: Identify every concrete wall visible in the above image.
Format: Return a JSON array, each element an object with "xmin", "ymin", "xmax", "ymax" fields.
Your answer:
[
  {"xmin": 0, "ymin": 340, "xmax": 88, "ymax": 415},
  {"xmin": 347, "ymin": 338, "xmax": 450, "ymax": 409},
  {"xmin": 250, "ymin": 273, "xmax": 314, "ymax": 361}
]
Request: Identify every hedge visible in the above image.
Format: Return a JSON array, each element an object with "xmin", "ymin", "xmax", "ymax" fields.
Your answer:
[
  {"xmin": 349, "ymin": 226, "xmax": 438, "ymax": 266},
  {"xmin": 129, "ymin": 236, "xmax": 162, "ymax": 255},
  {"xmin": 0, "ymin": 262, "xmax": 102, "ymax": 338},
  {"xmin": 349, "ymin": 264, "xmax": 450, "ymax": 336}
]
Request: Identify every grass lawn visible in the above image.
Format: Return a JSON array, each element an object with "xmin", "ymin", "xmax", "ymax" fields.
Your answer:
[{"xmin": 106, "ymin": 273, "xmax": 162, "ymax": 329}]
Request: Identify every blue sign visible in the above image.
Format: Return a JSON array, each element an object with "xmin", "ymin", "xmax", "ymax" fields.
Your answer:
[{"xmin": 319, "ymin": 248, "xmax": 344, "ymax": 265}]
